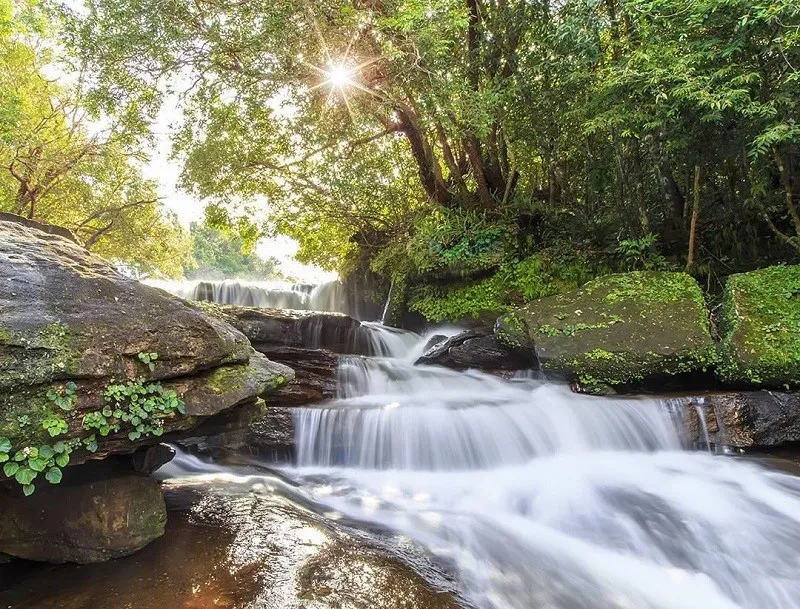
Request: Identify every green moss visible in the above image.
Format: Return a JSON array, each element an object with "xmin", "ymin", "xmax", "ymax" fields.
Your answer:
[
  {"xmin": 205, "ymin": 365, "xmax": 249, "ymax": 394},
  {"xmin": 494, "ymin": 311, "xmax": 533, "ymax": 350},
  {"xmin": 518, "ymin": 271, "xmax": 717, "ymax": 394},
  {"xmin": 717, "ymin": 265, "xmax": 800, "ymax": 387}
]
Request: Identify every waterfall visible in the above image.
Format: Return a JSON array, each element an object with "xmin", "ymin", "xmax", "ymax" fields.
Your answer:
[
  {"xmin": 277, "ymin": 330, "xmax": 800, "ymax": 609},
  {"xmin": 146, "ymin": 278, "xmax": 351, "ymax": 313}
]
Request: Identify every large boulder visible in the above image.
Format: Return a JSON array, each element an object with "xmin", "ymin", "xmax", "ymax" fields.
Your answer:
[
  {"xmin": 512, "ymin": 272, "xmax": 717, "ymax": 394},
  {"xmin": 0, "ymin": 216, "xmax": 292, "ymax": 490},
  {"xmin": 0, "ymin": 473, "xmax": 166, "ymax": 563},
  {"xmin": 191, "ymin": 303, "xmax": 365, "ymax": 354},
  {"xmin": 193, "ymin": 304, "xmax": 360, "ymax": 406},
  {"xmin": 717, "ymin": 265, "xmax": 800, "ymax": 388}
]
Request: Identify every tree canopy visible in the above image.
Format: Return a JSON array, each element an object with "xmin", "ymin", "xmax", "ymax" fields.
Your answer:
[
  {"xmin": 14, "ymin": 0, "xmax": 800, "ymax": 315},
  {"xmin": 0, "ymin": 0, "xmax": 192, "ymax": 276}
]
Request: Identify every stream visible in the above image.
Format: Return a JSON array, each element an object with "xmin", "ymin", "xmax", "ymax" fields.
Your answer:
[{"xmin": 4, "ymin": 286, "xmax": 800, "ymax": 608}]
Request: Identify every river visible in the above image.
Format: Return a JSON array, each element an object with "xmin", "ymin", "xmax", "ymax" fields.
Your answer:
[{"xmin": 4, "ymin": 283, "xmax": 800, "ymax": 609}]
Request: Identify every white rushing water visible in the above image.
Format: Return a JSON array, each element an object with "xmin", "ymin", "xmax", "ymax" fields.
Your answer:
[
  {"xmin": 274, "ymin": 328, "xmax": 800, "ymax": 609},
  {"xmin": 146, "ymin": 278, "xmax": 349, "ymax": 312}
]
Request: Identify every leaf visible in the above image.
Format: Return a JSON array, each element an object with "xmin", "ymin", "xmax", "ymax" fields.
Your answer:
[
  {"xmin": 53, "ymin": 442, "xmax": 67, "ymax": 454},
  {"xmin": 128, "ymin": 431, "xmax": 141, "ymax": 441},
  {"xmin": 15, "ymin": 467, "xmax": 37, "ymax": 485},
  {"xmin": 55, "ymin": 452, "xmax": 70, "ymax": 468},
  {"xmin": 0, "ymin": 437, "xmax": 11, "ymax": 453},
  {"xmin": 22, "ymin": 484, "xmax": 35, "ymax": 496},
  {"xmin": 0, "ymin": 453, "xmax": 7, "ymax": 463},
  {"xmin": 45, "ymin": 467, "xmax": 62, "ymax": 484},
  {"xmin": 28, "ymin": 457, "xmax": 49, "ymax": 472},
  {"xmin": 38, "ymin": 445, "xmax": 55, "ymax": 459},
  {"xmin": 3, "ymin": 462, "xmax": 20, "ymax": 477}
]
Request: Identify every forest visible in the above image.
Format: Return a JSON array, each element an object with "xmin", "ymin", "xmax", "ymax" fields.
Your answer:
[{"xmin": 2, "ymin": 0, "xmax": 799, "ymax": 320}]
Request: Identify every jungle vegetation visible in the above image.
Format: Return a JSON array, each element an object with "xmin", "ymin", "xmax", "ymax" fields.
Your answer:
[{"xmin": 2, "ymin": 0, "xmax": 799, "ymax": 317}]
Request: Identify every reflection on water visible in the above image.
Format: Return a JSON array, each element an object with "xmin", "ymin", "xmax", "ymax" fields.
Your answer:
[{"xmin": 0, "ymin": 476, "xmax": 463, "ymax": 609}]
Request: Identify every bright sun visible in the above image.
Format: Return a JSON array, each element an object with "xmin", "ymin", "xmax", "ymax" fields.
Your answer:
[{"xmin": 327, "ymin": 65, "xmax": 353, "ymax": 89}]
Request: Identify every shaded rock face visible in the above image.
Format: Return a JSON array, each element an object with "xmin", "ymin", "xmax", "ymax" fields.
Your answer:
[
  {"xmin": 416, "ymin": 327, "xmax": 536, "ymax": 371},
  {"xmin": 515, "ymin": 272, "xmax": 717, "ymax": 394},
  {"xmin": 717, "ymin": 265, "xmax": 800, "ymax": 388},
  {"xmin": 0, "ymin": 216, "xmax": 291, "ymax": 475},
  {"xmin": 194, "ymin": 304, "xmax": 361, "ymax": 407},
  {"xmin": 175, "ymin": 401, "xmax": 295, "ymax": 460},
  {"xmin": 193, "ymin": 303, "xmax": 366, "ymax": 354},
  {"xmin": 678, "ymin": 391, "xmax": 800, "ymax": 449},
  {"xmin": 0, "ymin": 474, "xmax": 166, "ymax": 563}
]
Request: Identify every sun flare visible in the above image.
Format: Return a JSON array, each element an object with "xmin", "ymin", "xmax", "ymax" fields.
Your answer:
[{"xmin": 326, "ymin": 64, "xmax": 354, "ymax": 89}]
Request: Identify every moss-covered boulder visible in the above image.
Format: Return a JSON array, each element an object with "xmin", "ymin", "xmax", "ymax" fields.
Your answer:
[
  {"xmin": 717, "ymin": 265, "xmax": 800, "ymax": 388},
  {"xmin": 0, "ymin": 215, "xmax": 292, "ymax": 485},
  {"xmin": 515, "ymin": 272, "xmax": 717, "ymax": 394}
]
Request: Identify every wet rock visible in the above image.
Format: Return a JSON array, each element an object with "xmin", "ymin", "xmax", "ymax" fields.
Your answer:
[
  {"xmin": 175, "ymin": 400, "xmax": 296, "ymax": 460},
  {"xmin": 422, "ymin": 334, "xmax": 448, "ymax": 353},
  {"xmin": 415, "ymin": 327, "xmax": 536, "ymax": 371},
  {"xmin": 192, "ymin": 303, "xmax": 366, "ymax": 354},
  {"xmin": 265, "ymin": 346, "xmax": 340, "ymax": 406},
  {"xmin": 131, "ymin": 443, "xmax": 176, "ymax": 474},
  {"xmin": 0, "ymin": 482, "xmax": 462, "ymax": 608},
  {"xmin": 0, "ymin": 474, "xmax": 166, "ymax": 564},
  {"xmin": 676, "ymin": 390, "xmax": 800, "ymax": 449},
  {"xmin": 717, "ymin": 265, "xmax": 800, "ymax": 388},
  {"xmin": 516, "ymin": 272, "xmax": 717, "ymax": 395}
]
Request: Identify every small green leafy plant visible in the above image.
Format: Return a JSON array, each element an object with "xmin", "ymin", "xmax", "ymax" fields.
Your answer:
[
  {"xmin": 137, "ymin": 351, "xmax": 159, "ymax": 371},
  {"xmin": 2, "ymin": 352, "xmax": 186, "ymax": 496}
]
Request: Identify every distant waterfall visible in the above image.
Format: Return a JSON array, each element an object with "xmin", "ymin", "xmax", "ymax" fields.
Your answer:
[{"xmin": 146, "ymin": 279, "xmax": 352, "ymax": 314}]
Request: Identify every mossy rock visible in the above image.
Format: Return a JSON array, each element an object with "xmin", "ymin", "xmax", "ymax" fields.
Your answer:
[
  {"xmin": 517, "ymin": 272, "xmax": 717, "ymax": 394},
  {"xmin": 717, "ymin": 265, "xmax": 800, "ymax": 388}
]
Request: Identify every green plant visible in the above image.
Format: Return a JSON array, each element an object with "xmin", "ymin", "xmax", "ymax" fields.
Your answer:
[
  {"xmin": 84, "ymin": 378, "xmax": 185, "ymax": 441},
  {"xmin": 615, "ymin": 234, "xmax": 671, "ymax": 271},
  {"xmin": 45, "ymin": 381, "xmax": 77, "ymax": 411},
  {"xmin": 0, "ymin": 438, "xmax": 75, "ymax": 496},
  {"xmin": 41, "ymin": 414, "xmax": 68, "ymax": 437},
  {"xmin": 137, "ymin": 351, "xmax": 159, "ymax": 372}
]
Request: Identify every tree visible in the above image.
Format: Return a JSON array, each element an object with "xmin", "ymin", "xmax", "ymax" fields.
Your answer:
[
  {"xmin": 185, "ymin": 222, "xmax": 281, "ymax": 280},
  {"xmin": 63, "ymin": 0, "xmax": 799, "ymax": 285},
  {"xmin": 0, "ymin": 0, "xmax": 192, "ymax": 276}
]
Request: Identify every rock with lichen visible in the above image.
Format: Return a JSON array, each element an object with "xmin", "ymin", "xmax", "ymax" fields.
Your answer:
[
  {"xmin": 516, "ymin": 271, "xmax": 717, "ymax": 394},
  {"xmin": 0, "ymin": 214, "xmax": 292, "ymax": 479},
  {"xmin": 717, "ymin": 265, "xmax": 800, "ymax": 388}
]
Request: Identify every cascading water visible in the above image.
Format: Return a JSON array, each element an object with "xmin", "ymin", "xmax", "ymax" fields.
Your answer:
[
  {"xmin": 145, "ymin": 278, "xmax": 351, "ymax": 313},
  {"xmin": 276, "ymin": 331, "xmax": 800, "ymax": 609}
]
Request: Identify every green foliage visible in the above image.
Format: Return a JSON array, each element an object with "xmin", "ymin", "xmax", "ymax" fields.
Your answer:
[
  {"xmin": 137, "ymin": 351, "xmax": 158, "ymax": 372},
  {"xmin": 184, "ymin": 221, "xmax": 281, "ymax": 280},
  {"xmin": 615, "ymin": 234, "xmax": 672, "ymax": 271},
  {"xmin": 409, "ymin": 277, "xmax": 507, "ymax": 323},
  {"xmin": 45, "ymin": 381, "xmax": 77, "ymax": 411},
  {"xmin": 84, "ymin": 376, "xmax": 185, "ymax": 441},
  {"xmin": 1, "ymin": 351, "xmax": 187, "ymax": 495},
  {"xmin": 407, "ymin": 209, "xmax": 516, "ymax": 276},
  {"xmin": 0, "ymin": 0, "xmax": 192, "ymax": 278},
  {"xmin": 54, "ymin": 0, "xmax": 800, "ymax": 290}
]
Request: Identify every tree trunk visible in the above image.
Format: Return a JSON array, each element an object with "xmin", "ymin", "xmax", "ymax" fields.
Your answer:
[
  {"xmin": 685, "ymin": 164, "xmax": 702, "ymax": 273},
  {"xmin": 772, "ymin": 146, "xmax": 800, "ymax": 238}
]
